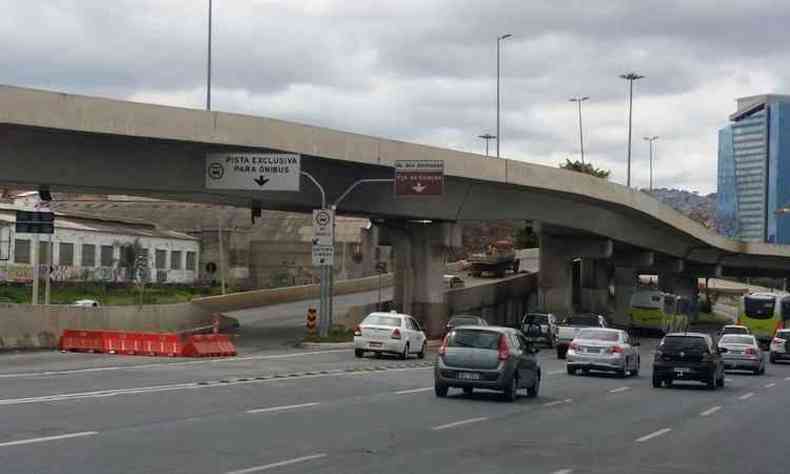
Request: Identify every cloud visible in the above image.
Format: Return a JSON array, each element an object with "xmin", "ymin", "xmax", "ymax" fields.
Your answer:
[{"xmin": 4, "ymin": 0, "xmax": 790, "ymax": 193}]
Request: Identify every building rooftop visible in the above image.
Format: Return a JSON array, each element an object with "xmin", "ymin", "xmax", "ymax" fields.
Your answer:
[{"xmin": 731, "ymin": 94, "xmax": 790, "ymax": 121}]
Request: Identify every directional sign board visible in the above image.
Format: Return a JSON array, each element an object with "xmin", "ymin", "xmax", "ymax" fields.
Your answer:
[
  {"xmin": 312, "ymin": 209, "xmax": 335, "ymax": 246},
  {"xmin": 312, "ymin": 244, "xmax": 335, "ymax": 266},
  {"xmin": 394, "ymin": 160, "xmax": 444, "ymax": 197},
  {"xmin": 15, "ymin": 211, "xmax": 55, "ymax": 234},
  {"xmin": 205, "ymin": 153, "xmax": 301, "ymax": 191}
]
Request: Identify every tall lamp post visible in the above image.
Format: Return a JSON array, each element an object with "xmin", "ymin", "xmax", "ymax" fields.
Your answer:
[
  {"xmin": 643, "ymin": 136, "xmax": 659, "ymax": 191},
  {"xmin": 620, "ymin": 72, "xmax": 644, "ymax": 187},
  {"xmin": 207, "ymin": 0, "xmax": 213, "ymax": 111},
  {"xmin": 569, "ymin": 96, "xmax": 589, "ymax": 164},
  {"xmin": 478, "ymin": 133, "xmax": 496, "ymax": 157},
  {"xmin": 496, "ymin": 33, "xmax": 512, "ymax": 159}
]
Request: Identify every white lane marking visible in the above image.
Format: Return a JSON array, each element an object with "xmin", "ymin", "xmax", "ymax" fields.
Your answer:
[
  {"xmin": 764, "ymin": 383, "xmax": 776, "ymax": 388},
  {"xmin": 0, "ymin": 366, "xmax": 433, "ymax": 407},
  {"xmin": 432, "ymin": 416, "xmax": 489, "ymax": 431},
  {"xmin": 395, "ymin": 387, "xmax": 433, "ymax": 395},
  {"xmin": 0, "ymin": 431, "xmax": 98, "ymax": 448},
  {"xmin": 543, "ymin": 399, "xmax": 573, "ymax": 407},
  {"xmin": 548, "ymin": 369, "xmax": 566, "ymax": 375},
  {"xmin": 725, "ymin": 378, "xmax": 733, "ymax": 382},
  {"xmin": 0, "ymin": 350, "xmax": 351, "ymax": 379},
  {"xmin": 635, "ymin": 428, "xmax": 672, "ymax": 443},
  {"xmin": 785, "ymin": 376, "xmax": 790, "ymax": 381},
  {"xmin": 738, "ymin": 392, "xmax": 755, "ymax": 400},
  {"xmin": 552, "ymin": 470, "xmax": 574, "ymax": 474},
  {"xmin": 700, "ymin": 406, "xmax": 721, "ymax": 417},
  {"xmin": 247, "ymin": 402, "xmax": 319, "ymax": 414},
  {"xmin": 609, "ymin": 386, "xmax": 631, "ymax": 393},
  {"xmin": 226, "ymin": 453, "xmax": 327, "ymax": 474}
]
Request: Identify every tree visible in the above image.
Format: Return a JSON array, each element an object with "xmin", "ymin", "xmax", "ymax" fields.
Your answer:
[{"xmin": 559, "ymin": 159, "xmax": 611, "ymax": 180}]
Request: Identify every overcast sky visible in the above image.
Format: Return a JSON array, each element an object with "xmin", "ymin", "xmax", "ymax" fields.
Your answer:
[{"xmin": 3, "ymin": 0, "xmax": 789, "ymax": 193}]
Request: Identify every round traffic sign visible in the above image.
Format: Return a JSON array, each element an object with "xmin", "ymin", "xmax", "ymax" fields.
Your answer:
[{"xmin": 315, "ymin": 210, "xmax": 331, "ymax": 226}]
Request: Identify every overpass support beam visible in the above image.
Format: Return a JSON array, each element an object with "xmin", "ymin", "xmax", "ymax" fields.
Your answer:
[
  {"xmin": 613, "ymin": 250, "xmax": 654, "ymax": 268},
  {"xmin": 612, "ymin": 267, "xmax": 638, "ymax": 326},
  {"xmin": 381, "ymin": 221, "xmax": 461, "ymax": 337},
  {"xmin": 659, "ymin": 273, "xmax": 700, "ymax": 320},
  {"xmin": 638, "ymin": 256, "xmax": 685, "ymax": 275},
  {"xmin": 580, "ymin": 259, "xmax": 612, "ymax": 315}
]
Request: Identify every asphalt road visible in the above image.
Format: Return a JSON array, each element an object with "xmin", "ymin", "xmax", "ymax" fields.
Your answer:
[{"xmin": 1, "ymin": 335, "xmax": 789, "ymax": 474}]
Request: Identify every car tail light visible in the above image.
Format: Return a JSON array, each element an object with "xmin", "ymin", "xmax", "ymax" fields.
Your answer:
[
  {"xmin": 391, "ymin": 328, "xmax": 401, "ymax": 340},
  {"xmin": 773, "ymin": 337, "xmax": 784, "ymax": 344},
  {"xmin": 438, "ymin": 335, "xmax": 449, "ymax": 356},
  {"xmin": 498, "ymin": 334, "xmax": 510, "ymax": 361},
  {"xmin": 608, "ymin": 345, "xmax": 624, "ymax": 354},
  {"xmin": 568, "ymin": 341, "xmax": 579, "ymax": 351},
  {"xmin": 745, "ymin": 347, "xmax": 756, "ymax": 357},
  {"xmin": 353, "ymin": 326, "xmax": 362, "ymax": 337}
]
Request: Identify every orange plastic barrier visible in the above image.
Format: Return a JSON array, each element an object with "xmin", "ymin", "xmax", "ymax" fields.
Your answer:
[{"xmin": 59, "ymin": 330, "xmax": 236, "ymax": 358}]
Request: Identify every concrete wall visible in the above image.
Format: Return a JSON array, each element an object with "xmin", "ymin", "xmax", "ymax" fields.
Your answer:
[{"xmin": 0, "ymin": 302, "xmax": 213, "ymax": 350}]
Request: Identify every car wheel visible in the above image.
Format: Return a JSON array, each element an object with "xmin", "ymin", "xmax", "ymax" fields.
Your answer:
[
  {"xmin": 417, "ymin": 342, "xmax": 426, "ymax": 359},
  {"xmin": 770, "ymin": 353, "xmax": 777, "ymax": 364},
  {"xmin": 717, "ymin": 373, "xmax": 725, "ymax": 387},
  {"xmin": 567, "ymin": 366, "xmax": 576, "ymax": 375},
  {"xmin": 434, "ymin": 383, "xmax": 449, "ymax": 398},
  {"xmin": 354, "ymin": 349, "xmax": 364, "ymax": 358},
  {"xmin": 463, "ymin": 387, "xmax": 473, "ymax": 395},
  {"xmin": 652, "ymin": 375, "xmax": 662, "ymax": 388},
  {"xmin": 581, "ymin": 368, "xmax": 590, "ymax": 376},
  {"xmin": 400, "ymin": 343, "xmax": 409, "ymax": 360},
  {"xmin": 557, "ymin": 348, "xmax": 566, "ymax": 359},
  {"xmin": 527, "ymin": 374, "xmax": 540, "ymax": 398},
  {"xmin": 619, "ymin": 359, "xmax": 629, "ymax": 378},
  {"xmin": 665, "ymin": 378, "xmax": 673, "ymax": 387},
  {"xmin": 707, "ymin": 374, "xmax": 717, "ymax": 390},
  {"xmin": 633, "ymin": 356, "xmax": 640, "ymax": 377},
  {"xmin": 503, "ymin": 376, "xmax": 518, "ymax": 402},
  {"xmin": 546, "ymin": 336, "xmax": 554, "ymax": 349},
  {"xmin": 373, "ymin": 352, "xmax": 382, "ymax": 359}
]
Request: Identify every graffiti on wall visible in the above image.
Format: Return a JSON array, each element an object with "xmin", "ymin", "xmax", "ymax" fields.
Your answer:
[{"xmin": 0, "ymin": 264, "xmax": 170, "ymax": 283}]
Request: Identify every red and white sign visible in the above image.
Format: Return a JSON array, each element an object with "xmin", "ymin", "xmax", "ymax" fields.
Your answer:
[{"xmin": 394, "ymin": 160, "xmax": 444, "ymax": 197}]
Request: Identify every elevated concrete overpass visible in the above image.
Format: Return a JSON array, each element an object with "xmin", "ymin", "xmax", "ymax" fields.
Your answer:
[{"xmin": 1, "ymin": 85, "xmax": 789, "ymax": 330}]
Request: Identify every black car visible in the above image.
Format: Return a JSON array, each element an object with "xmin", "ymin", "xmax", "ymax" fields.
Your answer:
[
  {"xmin": 652, "ymin": 333, "xmax": 726, "ymax": 389},
  {"xmin": 444, "ymin": 315, "xmax": 487, "ymax": 336}
]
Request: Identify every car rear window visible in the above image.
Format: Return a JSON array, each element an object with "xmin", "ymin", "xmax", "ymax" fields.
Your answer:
[
  {"xmin": 449, "ymin": 317, "xmax": 480, "ymax": 326},
  {"xmin": 563, "ymin": 316, "xmax": 599, "ymax": 326},
  {"xmin": 448, "ymin": 329, "xmax": 501, "ymax": 350},
  {"xmin": 776, "ymin": 330, "xmax": 790, "ymax": 340},
  {"xmin": 529, "ymin": 314, "xmax": 549, "ymax": 324},
  {"xmin": 722, "ymin": 327, "xmax": 748, "ymax": 335},
  {"xmin": 362, "ymin": 315, "xmax": 401, "ymax": 327},
  {"xmin": 577, "ymin": 329, "xmax": 619, "ymax": 341},
  {"xmin": 660, "ymin": 336, "xmax": 707, "ymax": 352},
  {"xmin": 720, "ymin": 335, "xmax": 755, "ymax": 345}
]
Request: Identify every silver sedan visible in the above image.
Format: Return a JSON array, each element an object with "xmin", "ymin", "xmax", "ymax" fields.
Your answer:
[
  {"xmin": 718, "ymin": 334, "xmax": 765, "ymax": 375},
  {"xmin": 566, "ymin": 328, "xmax": 640, "ymax": 377}
]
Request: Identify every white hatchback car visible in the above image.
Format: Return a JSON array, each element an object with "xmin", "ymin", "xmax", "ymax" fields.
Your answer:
[{"xmin": 353, "ymin": 311, "xmax": 427, "ymax": 359}]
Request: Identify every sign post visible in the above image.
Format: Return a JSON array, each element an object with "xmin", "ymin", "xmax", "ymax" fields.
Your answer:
[
  {"xmin": 312, "ymin": 208, "xmax": 335, "ymax": 337},
  {"xmin": 394, "ymin": 160, "xmax": 444, "ymax": 197},
  {"xmin": 15, "ymin": 210, "xmax": 55, "ymax": 305}
]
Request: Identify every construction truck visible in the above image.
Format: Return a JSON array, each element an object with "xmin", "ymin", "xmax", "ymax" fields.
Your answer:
[{"xmin": 467, "ymin": 240, "xmax": 520, "ymax": 278}]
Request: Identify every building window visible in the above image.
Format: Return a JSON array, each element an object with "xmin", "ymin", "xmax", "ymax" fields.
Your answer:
[
  {"xmin": 82, "ymin": 244, "xmax": 96, "ymax": 267},
  {"xmin": 14, "ymin": 239, "xmax": 30, "ymax": 264},
  {"xmin": 39, "ymin": 241, "xmax": 50, "ymax": 265},
  {"xmin": 171, "ymin": 250, "xmax": 182, "ymax": 270},
  {"xmin": 155, "ymin": 249, "xmax": 167, "ymax": 270},
  {"xmin": 59, "ymin": 243, "xmax": 74, "ymax": 266},
  {"xmin": 186, "ymin": 251, "xmax": 196, "ymax": 271},
  {"xmin": 100, "ymin": 245, "xmax": 114, "ymax": 267}
]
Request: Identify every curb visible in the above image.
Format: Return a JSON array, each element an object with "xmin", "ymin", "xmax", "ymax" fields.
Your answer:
[{"xmin": 299, "ymin": 338, "xmax": 443, "ymax": 350}]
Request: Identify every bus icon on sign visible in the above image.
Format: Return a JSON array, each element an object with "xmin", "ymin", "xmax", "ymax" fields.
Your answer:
[{"xmin": 208, "ymin": 162, "xmax": 224, "ymax": 180}]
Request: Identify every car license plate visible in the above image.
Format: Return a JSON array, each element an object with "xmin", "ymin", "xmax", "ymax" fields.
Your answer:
[
  {"xmin": 585, "ymin": 347, "xmax": 600, "ymax": 354},
  {"xmin": 674, "ymin": 367, "xmax": 690, "ymax": 376},
  {"xmin": 368, "ymin": 342, "xmax": 382, "ymax": 348},
  {"xmin": 458, "ymin": 372, "xmax": 480, "ymax": 381}
]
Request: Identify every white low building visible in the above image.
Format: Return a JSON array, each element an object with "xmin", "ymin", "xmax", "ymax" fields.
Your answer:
[{"xmin": 0, "ymin": 195, "xmax": 199, "ymax": 284}]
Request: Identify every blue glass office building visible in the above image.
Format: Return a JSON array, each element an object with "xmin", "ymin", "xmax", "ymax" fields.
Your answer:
[{"xmin": 717, "ymin": 95, "xmax": 790, "ymax": 244}]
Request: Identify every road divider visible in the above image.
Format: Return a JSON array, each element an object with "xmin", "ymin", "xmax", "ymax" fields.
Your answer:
[
  {"xmin": 226, "ymin": 453, "xmax": 327, "ymax": 474},
  {"xmin": 59, "ymin": 329, "xmax": 236, "ymax": 358},
  {"xmin": 636, "ymin": 428, "xmax": 671, "ymax": 443},
  {"xmin": 247, "ymin": 402, "xmax": 320, "ymax": 414},
  {"xmin": 0, "ymin": 431, "xmax": 98, "ymax": 448},
  {"xmin": 432, "ymin": 417, "xmax": 489, "ymax": 431}
]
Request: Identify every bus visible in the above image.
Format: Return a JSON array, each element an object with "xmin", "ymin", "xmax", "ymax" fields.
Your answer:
[
  {"xmin": 738, "ymin": 293, "xmax": 790, "ymax": 345},
  {"xmin": 665, "ymin": 294, "xmax": 690, "ymax": 333},
  {"xmin": 629, "ymin": 289, "xmax": 671, "ymax": 334}
]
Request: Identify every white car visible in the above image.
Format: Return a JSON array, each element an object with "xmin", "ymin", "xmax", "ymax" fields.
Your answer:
[
  {"xmin": 566, "ymin": 328, "xmax": 640, "ymax": 377},
  {"xmin": 73, "ymin": 299, "xmax": 100, "ymax": 307},
  {"xmin": 353, "ymin": 311, "xmax": 427, "ymax": 360}
]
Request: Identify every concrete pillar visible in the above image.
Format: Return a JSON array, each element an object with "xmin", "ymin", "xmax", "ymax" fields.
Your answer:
[
  {"xmin": 580, "ymin": 258, "xmax": 612, "ymax": 315},
  {"xmin": 613, "ymin": 267, "xmax": 637, "ymax": 326},
  {"xmin": 538, "ymin": 233, "xmax": 573, "ymax": 316},
  {"xmin": 383, "ymin": 222, "xmax": 461, "ymax": 337},
  {"xmin": 659, "ymin": 273, "xmax": 700, "ymax": 321}
]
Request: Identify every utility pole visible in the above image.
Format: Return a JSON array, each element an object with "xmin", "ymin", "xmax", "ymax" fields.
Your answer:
[
  {"xmin": 620, "ymin": 73, "xmax": 644, "ymax": 187},
  {"xmin": 478, "ymin": 133, "xmax": 496, "ymax": 157},
  {"xmin": 569, "ymin": 96, "xmax": 589, "ymax": 164},
  {"xmin": 496, "ymin": 34, "xmax": 512, "ymax": 159},
  {"xmin": 206, "ymin": 0, "xmax": 212, "ymax": 111},
  {"xmin": 643, "ymin": 136, "xmax": 659, "ymax": 191}
]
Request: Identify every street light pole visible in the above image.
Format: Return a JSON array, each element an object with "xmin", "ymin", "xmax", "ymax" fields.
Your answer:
[
  {"xmin": 207, "ymin": 0, "xmax": 212, "ymax": 111},
  {"xmin": 478, "ymin": 133, "xmax": 496, "ymax": 157},
  {"xmin": 620, "ymin": 73, "xmax": 644, "ymax": 187},
  {"xmin": 643, "ymin": 136, "xmax": 659, "ymax": 191},
  {"xmin": 496, "ymin": 34, "xmax": 512, "ymax": 159},
  {"xmin": 569, "ymin": 96, "xmax": 589, "ymax": 164}
]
